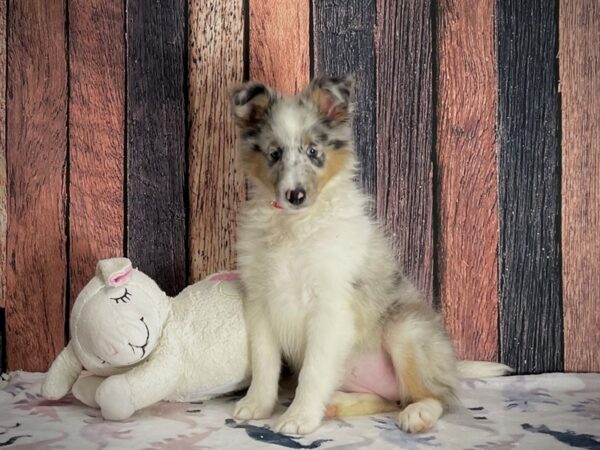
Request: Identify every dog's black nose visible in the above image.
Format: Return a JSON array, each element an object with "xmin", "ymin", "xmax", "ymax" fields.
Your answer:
[{"xmin": 286, "ymin": 188, "xmax": 306, "ymax": 206}]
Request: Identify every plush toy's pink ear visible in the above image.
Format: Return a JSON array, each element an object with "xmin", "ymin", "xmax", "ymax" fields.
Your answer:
[{"xmin": 96, "ymin": 258, "xmax": 133, "ymax": 287}]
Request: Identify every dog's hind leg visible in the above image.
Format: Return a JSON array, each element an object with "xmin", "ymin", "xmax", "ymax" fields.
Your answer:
[{"xmin": 382, "ymin": 301, "xmax": 459, "ymax": 433}]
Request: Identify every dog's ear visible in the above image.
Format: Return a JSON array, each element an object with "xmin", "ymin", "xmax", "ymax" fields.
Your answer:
[
  {"xmin": 229, "ymin": 81, "xmax": 275, "ymax": 129},
  {"xmin": 304, "ymin": 74, "xmax": 354, "ymax": 125}
]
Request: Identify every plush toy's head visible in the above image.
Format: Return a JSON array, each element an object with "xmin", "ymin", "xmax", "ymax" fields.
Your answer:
[{"xmin": 70, "ymin": 258, "xmax": 171, "ymax": 375}]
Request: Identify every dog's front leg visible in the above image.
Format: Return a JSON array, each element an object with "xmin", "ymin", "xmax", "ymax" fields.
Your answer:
[
  {"xmin": 234, "ymin": 298, "xmax": 281, "ymax": 420},
  {"xmin": 275, "ymin": 299, "xmax": 354, "ymax": 434}
]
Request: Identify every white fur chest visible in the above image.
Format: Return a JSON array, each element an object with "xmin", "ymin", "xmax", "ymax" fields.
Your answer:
[{"xmin": 237, "ymin": 195, "xmax": 372, "ymax": 366}]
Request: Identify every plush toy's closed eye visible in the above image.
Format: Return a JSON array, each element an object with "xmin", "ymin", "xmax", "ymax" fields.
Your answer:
[{"xmin": 110, "ymin": 288, "xmax": 132, "ymax": 304}]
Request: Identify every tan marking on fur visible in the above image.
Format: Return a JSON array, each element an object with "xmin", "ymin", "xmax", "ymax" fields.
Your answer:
[
  {"xmin": 233, "ymin": 92, "xmax": 272, "ymax": 128},
  {"xmin": 398, "ymin": 349, "xmax": 441, "ymax": 403},
  {"xmin": 318, "ymin": 150, "xmax": 351, "ymax": 191},
  {"xmin": 243, "ymin": 152, "xmax": 274, "ymax": 194},
  {"xmin": 325, "ymin": 405, "xmax": 338, "ymax": 417},
  {"xmin": 310, "ymin": 88, "xmax": 348, "ymax": 124}
]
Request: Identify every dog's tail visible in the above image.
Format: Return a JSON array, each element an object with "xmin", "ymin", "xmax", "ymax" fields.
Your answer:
[{"xmin": 457, "ymin": 360, "xmax": 513, "ymax": 378}]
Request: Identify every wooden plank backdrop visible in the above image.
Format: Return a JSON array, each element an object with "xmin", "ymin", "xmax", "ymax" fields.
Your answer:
[
  {"xmin": 68, "ymin": 0, "xmax": 125, "ymax": 305},
  {"xmin": 560, "ymin": 0, "xmax": 600, "ymax": 373},
  {"xmin": 126, "ymin": 0, "xmax": 187, "ymax": 296},
  {"xmin": 1, "ymin": 1, "xmax": 599, "ymax": 374},
  {"xmin": 6, "ymin": 0, "xmax": 68, "ymax": 371},
  {"xmin": 436, "ymin": 0, "xmax": 498, "ymax": 361},
  {"xmin": 188, "ymin": 0, "xmax": 245, "ymax": 282},
  {"xmin": 375, "ymin": 0, "xmax": 434, "ymax": 303},
  {"xmin": 497, "ymin": 0, "xmax": 563, "ymax": 374}
]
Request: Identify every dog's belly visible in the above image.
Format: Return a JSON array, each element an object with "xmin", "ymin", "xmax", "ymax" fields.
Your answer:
[{"xmin": 341, "ymin": 351, "xmax": 400, "ymax": 402}]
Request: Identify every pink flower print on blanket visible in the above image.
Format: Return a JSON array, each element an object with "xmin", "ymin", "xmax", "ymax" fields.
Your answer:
[
  {"xmin": 14, "ymin": 393, "xmax": 74, "ymax": 422},
  {"xmin": 208, "ymin": 272, "xmax": 239, "ymax": 282}
]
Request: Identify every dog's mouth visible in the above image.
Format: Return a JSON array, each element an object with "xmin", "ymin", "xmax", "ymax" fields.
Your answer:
[{"xmin": 127, "ymin": 317, "xmax": 150, "ymax": 360}]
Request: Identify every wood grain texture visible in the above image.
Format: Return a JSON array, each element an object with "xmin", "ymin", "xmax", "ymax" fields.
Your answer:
[
  {"xmin": 436, "ymin": 0, "xmax": 498, "ymax": 360},
  {"xmin": 375, "ymin": 0, "xmax": 434, "ymax": 302},
  {"xmin": 313, "ymin": 0, "xmax": 377, "ymax": 202},
  {"xmin": 6, "ymin": 0, "xmax": 68, "ymax": 371},
  {"xmin": 0, "ymin": 0, "xmax": 6, "ymax": 310},
  {"xmin": 249, "ymin": 0, "xmax": 310, "ymax": 94},
  {"xmin": 560, "ymin": 0, "xmax": 600, "ymax": 372},
  {"xmin": 127, "ymin": 0, "xmax": 187, "ymax": 295},
  {"xmin": 69, "ymin": 0, "xmax": 125, "ymax": 306},
  {"xmin": 497, "ymin": 0, "xmax": 562, "ymax": 373},
  {"xmin": 188, "ymin": 1, "xmax": 245, "ymax": 283}
]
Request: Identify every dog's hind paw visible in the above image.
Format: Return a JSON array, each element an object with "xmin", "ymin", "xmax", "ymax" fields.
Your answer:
[{"xmin": 397, "ymin": 398, "xmax": 443, "ymax": 433}]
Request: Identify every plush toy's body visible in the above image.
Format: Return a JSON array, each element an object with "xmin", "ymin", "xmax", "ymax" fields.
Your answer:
[{"xmin": 41, "ymin": 258, "xmax": 250, "ymax": 420}]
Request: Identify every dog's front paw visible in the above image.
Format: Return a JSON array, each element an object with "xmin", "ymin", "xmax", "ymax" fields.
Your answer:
[
  {"xmin": 234, "ymin": 394, "xmax": 275, "ymax": 420},
  {"xmin": 95, "ymin": 376, "xmax": 135, "ymax": 421},
  {"xmin": 397, "ymin": 399, "xmax": 443, "ymax": 433},
  {"xmin": 274, "ymin": 406, "xmax": 322, "ymax": 435}
]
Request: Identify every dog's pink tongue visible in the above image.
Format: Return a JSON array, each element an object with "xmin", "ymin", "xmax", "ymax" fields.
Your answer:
[{"xmin": 272, "ymin": 201, "xmax": 284, "ymax": 209}]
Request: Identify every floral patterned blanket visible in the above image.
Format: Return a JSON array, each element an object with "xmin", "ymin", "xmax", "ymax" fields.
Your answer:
[{"xmin": 0, "ymin": 371, "xmax": 599, "ymax": 449}]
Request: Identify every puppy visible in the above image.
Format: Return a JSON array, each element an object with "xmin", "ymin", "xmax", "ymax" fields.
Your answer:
[{"xmin": 229, "ymin": 75, "xmax": 509, "ymax": 434}]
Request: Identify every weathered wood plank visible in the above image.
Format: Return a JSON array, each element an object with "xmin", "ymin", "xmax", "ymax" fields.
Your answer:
[
  {"xmin": 69, "ymin": 0, "xmax": 125, "ymax": 305},
  {"xmin": 313, "ymin": 0, "xmax": 377, "ymax": 203},
  {"xmin": 436, "ymin": 0, "xmax": 498, "ymax": 360},
  {"xmin": 0, "ymin": 0, "xmax": 6, "ymax": 310},
  {"xmin": 375, "ymin": 0, "xmax": 433, "ymax": 302},
  {"xmin": 127, "ymin": 0, "xmax": 187, "ymax": 295},
  {"xmin": 560, "ymin": 0, "xmax": 600, "ymax": 373},
  {"xmin": 497, "ymin": 0, "xmax": 562, "ymax": 373},
  {"xmin": 249, "ymin": 0, "xmax": 310, "ymax": 94},
  {"xmin": 188, "ymin": 1, "xmax": 245, "ymax": 282},
  {"xmin": 6, "ymin": 0, "xmax": 68, "ymax": 371}
]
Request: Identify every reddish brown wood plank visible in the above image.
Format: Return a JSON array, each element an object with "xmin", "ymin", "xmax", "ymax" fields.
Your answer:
[
  {"xmin": 188, "ymin": 1, "xmax": 245, "ymax": 282},
  {"xmin": 560, "ymin": 0, "xmax": 600, "ymax": 372},
  {"xmin": 6, "ymin": 0, "xmax": 68, "ymax": 371},
  {"xmin": 0, "ymin": 0, "xmax": 6, "ymax": 310},
  {"xmin": 436, "ymin": 0, "xmax": 498, "ymax": 361},
  {"xmin": 69, "ymin": 0, "xmax": 125, "ymax": 306},
  {"xmin": 249, "ymin": 0, "xmax": 310, "ymax": 94},
  {"xmin": 376, "ymin": 0, "xmax": 434, "ymax": 302}
]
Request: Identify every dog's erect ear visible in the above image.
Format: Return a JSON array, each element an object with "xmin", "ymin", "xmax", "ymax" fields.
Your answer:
[
  {"xmin": 304, "ymin": 74, "xmax": 354, "ymax": 125},
  {"xmin": 229, "ymin": 81, "xmax": 274, "ymax": 129}
]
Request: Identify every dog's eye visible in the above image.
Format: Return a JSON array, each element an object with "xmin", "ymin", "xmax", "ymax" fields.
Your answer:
[
  {"xmin": 110, "ymin": 288, "xmax": 132, "ymax": 304},
  {"xmin": 269, "ymin": 148, "xmax": 283, "ymax": 162},
  {"xmin": 307, "ymin": 146, "xmax": 318, "ymax": 157}
]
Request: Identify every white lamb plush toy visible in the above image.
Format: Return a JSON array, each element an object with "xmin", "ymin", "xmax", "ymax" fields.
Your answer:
[{"xmin": 41, "ymin": 257, "xmax": 250, "ymax": 420}]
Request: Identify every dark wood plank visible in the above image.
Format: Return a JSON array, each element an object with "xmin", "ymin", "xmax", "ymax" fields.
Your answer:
[
  {"xmin": 249, "ymin": 0, "xmax": 310, "ymax": 94},
  {"xmin": 375, "ymin": 0, "xmax": 433, "ymax": 302},
  {"xmin": 313, "ymin": 0, "xmax": 377, "ymax": 202},
  {"xmin": 127, "ymin": 0, "xmax": 187, "ymax": 295},
  {"xmin": 436, "ymin": 0, "xmax": 498, "ymax": 360},
  {"xmin": 0, "ymin": 0, "xmax": 6, "ymax": 310},
  {"xmin": 69, "ymin": 0, "xmax": 125, "ymax": 306},
  {"xmin": 497, "ymin": 0, "xmax": 562, "ymax": 373},
  {"xmin": 0, "ymin": 0, "xmax": 7, "ymax": 312},
  {"xmin": 560, "ymin": 0, "xmax": 600, "ymax": 372},
  {"xmin": 6, "ymin": 0, "xmax": 68, "ymax": 371},
  {"xmin": 188, "ymin": 1, "xmax": 245, "ymax": 282}
]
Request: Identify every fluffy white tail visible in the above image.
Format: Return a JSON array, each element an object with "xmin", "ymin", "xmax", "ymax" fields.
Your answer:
[{"xmin": 457, "ymin": 361, "xmax": 513, "ymax": 379}]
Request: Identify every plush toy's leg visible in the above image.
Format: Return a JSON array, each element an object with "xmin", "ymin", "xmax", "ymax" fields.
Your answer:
[
  {"xmin": 325, "ymin": 391, "xmax": 398, "ymax": 417},
  {"xmin": 72, "ymin": 375, "xmax": 105, "ymax": 408},
  {"xmin": 95, "ymin": 338, "xmax": 183, "ymax": 420},
  {"xmin": 41, "ymin": 342, "xmax": 82, "ymax": 400}
]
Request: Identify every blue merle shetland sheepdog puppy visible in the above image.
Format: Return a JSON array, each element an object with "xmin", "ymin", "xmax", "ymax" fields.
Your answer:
[{"xmin": 228, "ymin": 75, "xmax": 510, "ymax": 435}]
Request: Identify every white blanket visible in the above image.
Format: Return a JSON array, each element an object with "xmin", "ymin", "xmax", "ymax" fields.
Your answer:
[{"xmin": 1, "ymin": 371, "xmax": 599, "ymax": 449}]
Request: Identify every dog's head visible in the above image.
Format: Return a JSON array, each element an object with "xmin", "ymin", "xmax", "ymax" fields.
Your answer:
[{"xmin": 230, "ymin": 75, "xmax": 356, "ymax": 210}]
